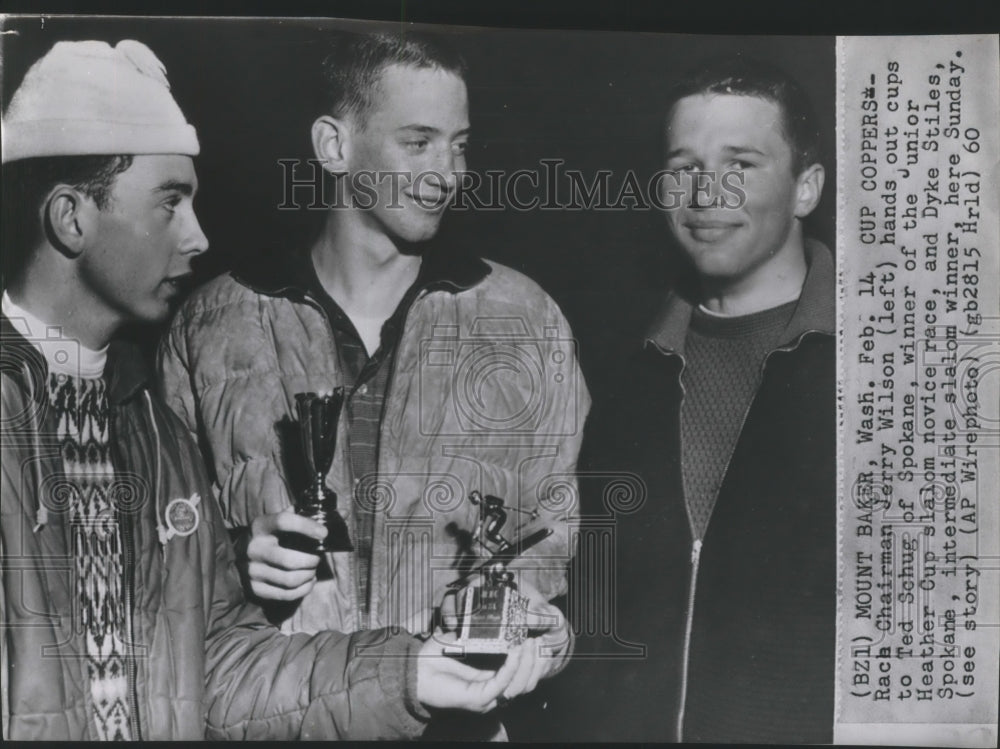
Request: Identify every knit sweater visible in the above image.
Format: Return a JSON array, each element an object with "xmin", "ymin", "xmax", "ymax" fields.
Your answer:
[
  {"xmin": 50, "ymin": 372, "xmax": 132, "ymax": 740},
  {"xmin": 680, "ymin": 300, "xmax": 797, "ymax": 539}
]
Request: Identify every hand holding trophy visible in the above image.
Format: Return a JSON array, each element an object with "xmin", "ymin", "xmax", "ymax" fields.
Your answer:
[{"xmin": 294, "ymin": 389, "xmax": 354, "ymax": 552}]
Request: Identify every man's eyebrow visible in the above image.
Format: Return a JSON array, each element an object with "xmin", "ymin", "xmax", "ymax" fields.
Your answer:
[
  {"xmin": 722, "ymin": 145, "xmax": 768, "ymax": 157},
  {"xmin": 665, "ymin": 146, "xmax": 770, "ymax": 160},
  {"xmin": 398, "ymin": 124, "xmax": 470, "ymax": 137},
  {"xmin": 664, "ymin": 148, "xmax": 694, "ymax": 161},
  {"xmin": 154, "ymin": 180, "xmax": 195, "ymax": 196}
]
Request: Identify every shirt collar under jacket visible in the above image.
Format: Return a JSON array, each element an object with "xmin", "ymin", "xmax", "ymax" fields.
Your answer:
[{"xmin": 232, "ymin": 241, "xmax": 492, "ymax": 301}]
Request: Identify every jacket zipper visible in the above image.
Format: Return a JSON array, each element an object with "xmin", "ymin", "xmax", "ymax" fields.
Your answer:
[
  {"xmin": 675, "ymin": 537, "xmax": 702, "ymax": 742},
  {"xmin": 672, "ymin": 329, "xmax": 823, "ymax": 740},
  {"xmin": 111, "ymin": 410, "xmax": 143, "ymax": 740},
  {"xmin": 672, "ymin": 349, "xmax": 696, "ymax": 742}
]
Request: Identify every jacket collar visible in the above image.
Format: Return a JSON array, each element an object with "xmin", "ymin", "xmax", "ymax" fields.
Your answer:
[
  {"xmin": 0, "ymin": 311, "xmax": 150, "ymax": 406},
  {"xmin": 105, "ymin": 337, "xmax": 153, "ymax": 405},
  {"xmin": 644, "ymin": 238, "xmax": 835, "ymax": 356},
  {"xmin": 232, "ymin": 241, "xmax": 492, "ymax": 299}
]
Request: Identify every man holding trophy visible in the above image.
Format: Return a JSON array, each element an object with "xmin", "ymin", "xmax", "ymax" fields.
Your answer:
[
  {"xmin": 158, "ymin": 29, "xmax": 588, "ymax": 734},
  {"xmin": 0, "ymin": 37, "xmax": 554, "ymax": 740}
]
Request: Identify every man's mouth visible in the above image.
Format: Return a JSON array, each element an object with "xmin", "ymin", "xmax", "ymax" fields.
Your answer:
[
  {"xmin": 405, "ymin": 190, "xmax": 452, "ymax": 210},
  {"xmin": 163, "ymin": 273, "xmax": 193, "ymax": 294},
  {"xmin": 683, "ymin": 219, "xmax": 742, "ymax": 242}
]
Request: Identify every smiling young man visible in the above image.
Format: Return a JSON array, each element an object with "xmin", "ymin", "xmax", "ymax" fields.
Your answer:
[
  {"xmin": 157, "ymin": 31, "xmax": 587, "ymax": 737},
  {"xmin": 567, "ymin": 58, "xmax": 835, "ymax": 742},
  {"xmin": 1, "ymin": 39, "xmax": 555, "ymax": 740}
]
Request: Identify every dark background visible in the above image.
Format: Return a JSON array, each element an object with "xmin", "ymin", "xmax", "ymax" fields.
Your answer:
[
  {"xmin": 1, "ymin": 15, "xmax": 835, "ymax": 400},
  {"xmin": 4, "ymin": 4, "xmax": 997, "ymax": 742},
  {"xmin": 2, "ymin": 13, "xmax": 835, "ymax": 740}
]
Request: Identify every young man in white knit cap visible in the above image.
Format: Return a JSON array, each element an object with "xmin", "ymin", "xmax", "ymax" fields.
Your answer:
[{"xmin": 1, "ymin": 38, "xmax": 548, "ymax": 740}]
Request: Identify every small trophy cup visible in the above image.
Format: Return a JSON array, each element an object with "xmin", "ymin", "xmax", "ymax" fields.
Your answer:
[
  {"xmin": 445, "ymin": 491, "xmax": 553, "ymax": 654},
  {"xmin": 294, "ymin": 390, "xmax": 353, "ymax": 552}
]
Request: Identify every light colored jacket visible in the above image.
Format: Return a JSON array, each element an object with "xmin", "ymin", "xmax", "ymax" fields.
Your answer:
[{"xmin": 158, "ymin": 256, "xmax": 590, "ymax": 635}]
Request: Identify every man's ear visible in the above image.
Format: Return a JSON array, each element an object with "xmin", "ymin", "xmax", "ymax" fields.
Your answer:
[
  {"xmin": 793, "ymin": 163, "xmax": 826, "ymax": 219},
  {"xmin": 43, "ymin": 186, "xmax": 94, "ymax": 258},
  {"xmin": 311, "ymin": 115, "xmax": 351, "ymax": 175}
]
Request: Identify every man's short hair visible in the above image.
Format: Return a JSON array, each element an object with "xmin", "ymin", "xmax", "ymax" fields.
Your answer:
[
  {"xmin": 1, "ymin": 155, "xmax": 133, "ymax": 284},
  {"xmin": 317, "ymin": 30, "xmax": 468, "ymax": 126},
  {"xmin": 663, "ymin": 57, "xmax": 822, "ymax": 175}
]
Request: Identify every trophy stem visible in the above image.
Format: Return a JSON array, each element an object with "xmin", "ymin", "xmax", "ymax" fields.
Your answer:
[{"xmin": 297, "ymin": 481, "xmax": 354, "ymax": 552}]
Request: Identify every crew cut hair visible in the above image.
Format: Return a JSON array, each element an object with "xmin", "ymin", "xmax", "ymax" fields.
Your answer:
[
  {"xmin": 663, "ymin": 56, "xmax": 822, "ymax": 175},
  {"xmin": 317, "ymin": 30, "xmax": 468, "ymax": 126}
]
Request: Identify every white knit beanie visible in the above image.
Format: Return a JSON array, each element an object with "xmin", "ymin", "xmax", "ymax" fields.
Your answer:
[{"xmin": 2, "ymin": 39, "xmax": 199, "ymax": 163}]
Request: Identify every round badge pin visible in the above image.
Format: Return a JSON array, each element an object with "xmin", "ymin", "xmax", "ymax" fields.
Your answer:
[{"xmin": 165, "ymin": 495, "xmax": 201, "ymax": 538}]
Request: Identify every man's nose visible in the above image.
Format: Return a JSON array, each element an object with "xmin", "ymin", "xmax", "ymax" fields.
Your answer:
[
  {"xmin": 690, "ymin": 170, "xmax": 723, "ymax": 209},
  {"xmin": 181, "ymin": 207, "xmax": 209, "ymax": 255},
  {"xmin": 431, "ymin": 147, "xmax": 462, "ymax": 192}
]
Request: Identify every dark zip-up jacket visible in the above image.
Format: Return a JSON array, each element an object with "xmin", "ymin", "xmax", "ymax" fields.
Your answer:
[
  {"xmin": 1, "ymin": 315, "xmax": 429, "ymax": 740},
  {"xmin": 563, "ymin": 240, "xmax": 836, "ymax": 743}
]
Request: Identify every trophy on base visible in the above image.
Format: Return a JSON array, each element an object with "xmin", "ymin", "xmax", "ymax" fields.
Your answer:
[
  {"xmin": 445, "ymin": 491, "xmax": 552, "ymax": 654},
  {"xmin": 294, "ymin": 389, "xmax": 353, "ymax": 553}
]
